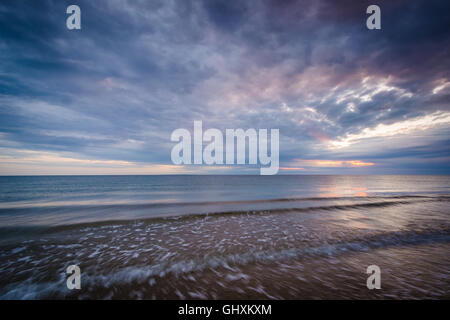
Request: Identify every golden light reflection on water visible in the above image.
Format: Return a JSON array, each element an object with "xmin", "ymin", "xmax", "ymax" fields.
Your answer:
[{"xmin": 316, "ymin": 176, "xmax": 369, "ymax": 198}]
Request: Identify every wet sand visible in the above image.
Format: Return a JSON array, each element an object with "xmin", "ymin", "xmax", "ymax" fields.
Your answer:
[{"xmin": 0, "ymin": 194, "xmax": 449, "ymax": 299}]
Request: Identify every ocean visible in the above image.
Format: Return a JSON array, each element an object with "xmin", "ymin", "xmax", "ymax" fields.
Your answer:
[{"xmin": 0, "ymin": 175, "xmax": 449, "ymax": 299}]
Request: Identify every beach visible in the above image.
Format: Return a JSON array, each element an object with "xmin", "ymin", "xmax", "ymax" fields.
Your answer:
[{"xmin": 0, "ymin": 175, "xmax": 449, "ymax": 299}]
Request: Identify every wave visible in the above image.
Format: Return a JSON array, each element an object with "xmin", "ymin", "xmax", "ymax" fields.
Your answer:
[
  {"xmin": 92, "ymin": 228, "xmax": 450, "ymax": 279},
  {"xmin": 1, "ymin": 227, "xmax": 449, "ymax": 299},
  {"xmin": 0, "ymin": 194, "xmax": 446, "ymax": 211},
  {"xmin": 0, "ymin": 194, "xmax": 448, "ymax": 233}
]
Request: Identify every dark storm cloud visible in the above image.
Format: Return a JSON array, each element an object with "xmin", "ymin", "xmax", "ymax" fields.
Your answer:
[{"xmin": 0, "ymin": 0, "xmax": 449, "ymax": 173}]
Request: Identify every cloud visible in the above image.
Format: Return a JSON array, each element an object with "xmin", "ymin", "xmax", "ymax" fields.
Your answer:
[
  {"xmin": 0, "ymin": 0, "xmax": 449, "ymax": 174},
  {"xmin": 0, "ymin": 148, "xmax": 187, "ymax": 175},
  {"xmin": 432, "ymin": 79, "xmax": 450, "ymax": 95},
  {"xmin": 280, "ymin": 167, "xmax": 305, "ymax": 171},
  {"xmin": 329, "ymin": 111, "xmax": 450, "ymax": 149},
  {"xmin": 292, "ymin": 159, "xmax": 374, "ymax": 168}
]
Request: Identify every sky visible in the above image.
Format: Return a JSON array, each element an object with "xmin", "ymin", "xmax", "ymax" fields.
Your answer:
[{"xmin": 0, "ymin": 0, "xmax": 449, "ymax": 175}]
